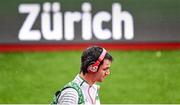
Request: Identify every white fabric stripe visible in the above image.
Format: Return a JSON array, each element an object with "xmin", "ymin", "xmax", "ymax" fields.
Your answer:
[
  {"xmin": 61, "ymin": 97, "xmax": 77, "ymax": 102},
  {"xmin": 58, "ymin": 88, "xmax": 78, "ymax": 104},
  {"xmin": 61, "ymin": 91, "xmax": 77, "ymax": 97}
]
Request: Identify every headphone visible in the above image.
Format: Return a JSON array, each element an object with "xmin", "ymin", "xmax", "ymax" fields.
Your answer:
[{"xmin": 87, "ymin": 48, "xmax": 107, "ymax": 73}]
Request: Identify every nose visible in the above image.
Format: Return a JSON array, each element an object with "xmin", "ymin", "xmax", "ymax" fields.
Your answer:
[{"xmin": 105, "ymin": 69, "xmax": 110, "ymax": 75}]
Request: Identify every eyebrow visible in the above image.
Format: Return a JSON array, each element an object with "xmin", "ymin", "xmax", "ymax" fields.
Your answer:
[{"xmin": 103, "ymin": 67, "xmax": 110, "ymax": 70}]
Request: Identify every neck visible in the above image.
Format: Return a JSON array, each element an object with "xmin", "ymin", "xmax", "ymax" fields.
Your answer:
[{"xmin": 79, "ymin": 72, "xmax": 96, "ymax": 86}]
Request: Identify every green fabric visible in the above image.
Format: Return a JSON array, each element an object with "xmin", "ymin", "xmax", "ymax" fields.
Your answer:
[{"xmin": 51, "ymin": 81, "xmax": 85, "ymax": 104}]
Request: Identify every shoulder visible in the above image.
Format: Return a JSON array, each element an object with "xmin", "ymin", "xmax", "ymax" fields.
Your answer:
[{"xmin": 58, "ymin": 88, "xmax": 79, "ymax": 104}]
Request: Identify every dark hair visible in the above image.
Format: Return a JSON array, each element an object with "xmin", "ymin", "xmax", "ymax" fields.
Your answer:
[{"xmin": 80, "ymin": 46, "xmax": 113, "ymax": 75}]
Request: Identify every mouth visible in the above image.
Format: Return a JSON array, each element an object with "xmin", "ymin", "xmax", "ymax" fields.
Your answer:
[
  {"xmin": 103, "ymin": 75, "xmax": 107, "ymax": 79},
  {"xmin": 104, "ymin": 74, "xmax": 108, "ymax": 77}
]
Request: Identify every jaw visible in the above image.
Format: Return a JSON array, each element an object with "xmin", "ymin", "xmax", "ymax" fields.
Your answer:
[{"xmin": 96, "ymin": 77, "xmax": 105, "ymax": 82}]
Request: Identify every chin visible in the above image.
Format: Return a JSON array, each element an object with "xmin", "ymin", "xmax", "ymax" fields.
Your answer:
[{"xmin": 98, "ymin": 79, "xmax": 104, "ymax": 82}]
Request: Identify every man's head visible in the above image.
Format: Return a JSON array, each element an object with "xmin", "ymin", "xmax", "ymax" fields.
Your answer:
[{"xmin": 80, "ymin": 46, "xmax": 113, "ymax": 82}]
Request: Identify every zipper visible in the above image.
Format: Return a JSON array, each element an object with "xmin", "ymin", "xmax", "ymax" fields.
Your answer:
[{"xmin": 88, "ymin": 86, "xmax": 96, "ymax": 104}]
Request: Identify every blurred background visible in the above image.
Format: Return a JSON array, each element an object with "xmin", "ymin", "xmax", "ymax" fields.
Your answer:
[{"xmin": 0, "ymin": 0, "xmax": 180, "ymax": 104}]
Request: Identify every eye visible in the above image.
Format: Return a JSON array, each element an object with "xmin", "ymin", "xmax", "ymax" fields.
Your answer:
[{"xmin": 103, "ymin": 67, "xmax": 109, "ymax": 71}]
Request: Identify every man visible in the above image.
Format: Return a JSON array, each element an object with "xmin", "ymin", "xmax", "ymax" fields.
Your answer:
[{"xmin": 52, "ymin": 46, "xmax": 113, "ymax": 105}]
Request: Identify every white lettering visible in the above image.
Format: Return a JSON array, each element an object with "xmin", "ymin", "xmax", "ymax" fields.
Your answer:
[
  {"xmin": 64, "ymin": 12, "xmax": 81, "ymax": 40},
  {"xmin": 82, "ymin": 2, "xmax": 92, "ymax": 40},
  {"xmin": 41, "ymin": 2, "xmax": 63, "ymax": 40},
  {"xmin": 93, "ymin": 11, "xmax": 111, "ymax": 40},
  {"xmin": 112, "ymin": 3, "xmax": 134, "ymax": 40},
  {"xmin": 18, "ymin": 4, "xmax": 41, "ymax": 40},
  {"xmin": 18, "ymin": 2, "xmax": 134, "ymax": 41}
]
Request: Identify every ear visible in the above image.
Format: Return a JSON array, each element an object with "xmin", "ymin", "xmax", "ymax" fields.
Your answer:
[{"xmin": 87, "ymin": 64, "xmax": 98, "ymax": 73}]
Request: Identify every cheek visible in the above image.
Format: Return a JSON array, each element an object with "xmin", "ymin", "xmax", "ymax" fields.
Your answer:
[
  {"xmin": 97, "ymin": 70, "xmax": 104, "ymax": 77},
  {"xmin": 102, "ymin": 71, "xmax": 107, "ymax": 76}
]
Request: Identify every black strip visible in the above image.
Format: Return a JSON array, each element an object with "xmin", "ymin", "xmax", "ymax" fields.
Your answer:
[{"xmin": 80, "ymin": 80, "xmax": 85, "ymax": 86}]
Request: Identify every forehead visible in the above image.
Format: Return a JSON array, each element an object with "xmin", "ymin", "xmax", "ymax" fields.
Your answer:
[{"xmin": 102, "ymin": 59, "xmax": 111, "ymax": 66}]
